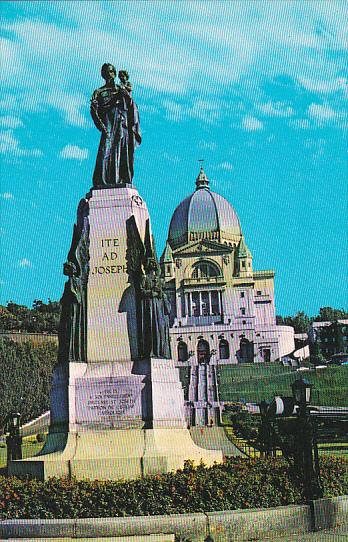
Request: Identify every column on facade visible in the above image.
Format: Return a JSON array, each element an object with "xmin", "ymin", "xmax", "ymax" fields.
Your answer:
[
  {"xmin": 208, "ymin": 291, "xmax": 212, "ymax": 316},
  {"xmin": 189, "ymin": 292, "xmax": 193, "ymax": 317},
  {"xmin": 199, "ymin": 291, "xmax": 203, "ymax": 317},
  {"xmin": 184, "ymin": 293, "xmax": 188, "ymax": 317},
  {"xmin": 218, "ymin": 291, "xmax": 223, "ymax": 317}
]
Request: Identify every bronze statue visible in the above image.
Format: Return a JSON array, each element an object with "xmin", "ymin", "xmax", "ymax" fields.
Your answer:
[
  {"xmin": 139, "ymin": 258, "xmax": 171, "ymax": 359},
  {"xmin": 58, "ymin": 199, "xmax": 89, "ymax": 363},
  {"xmin": 58, "ymin": 261, "xmax": 86, "ymax": 362},
  {"xmin": 91, "ymin": 64, "xmax": 141, "ymax": 187},
  {"xmin": 126, "ymin": 217, "xmax": 171, "ymax": 359}
]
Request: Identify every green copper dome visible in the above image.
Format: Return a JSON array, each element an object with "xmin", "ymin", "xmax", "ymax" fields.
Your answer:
[{"xmin": 168, "ymin": 168, "xmax": 242, "ymax": 250}]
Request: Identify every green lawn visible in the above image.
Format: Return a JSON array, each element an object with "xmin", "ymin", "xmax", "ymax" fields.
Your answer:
[
  {"xmin": 0, "ymin": 439, "xmax": 45, "ymax": 469},
  {"xmin": 217, "ymin": 364, "xmax": 348, "ymax": 407}
]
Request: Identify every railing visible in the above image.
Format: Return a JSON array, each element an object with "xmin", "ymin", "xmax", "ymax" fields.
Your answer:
[
  {"xmin": 181, "ymin": 315, "xmax": 222, "ymax": 326},
  {"xmin": 223, "ymin": 424, "xmax": 262, "ymax": 459},
  {"xmin": 182, "ymin": 276, "xmax": 226, "ymax": 286}
]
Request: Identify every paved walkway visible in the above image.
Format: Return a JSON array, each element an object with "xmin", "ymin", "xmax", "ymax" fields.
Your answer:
[
  {"xmin": 259, "ymin": 525, "xmax": 348, "ymax": 541},
  {"xmin": 189, "ymin": 426, "xmax": 244, "ymax": 456}
]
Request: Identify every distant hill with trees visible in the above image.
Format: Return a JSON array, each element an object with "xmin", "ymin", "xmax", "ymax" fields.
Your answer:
[
  {"xmin": 1, "ymin": 300, "xmax": 347, "ymax": 336},
  {"xmin": 276, "ymin": 307, "xmax": 348, "ymax": 333},
  {"xmin": 0, "ymin": 300, "xmax": 60, "ymax": 334}
]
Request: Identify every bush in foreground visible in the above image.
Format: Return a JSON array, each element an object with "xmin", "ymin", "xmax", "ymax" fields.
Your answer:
[{"xmin": 0, "ymin": 457, "xmax": 347, "ymax": 519}]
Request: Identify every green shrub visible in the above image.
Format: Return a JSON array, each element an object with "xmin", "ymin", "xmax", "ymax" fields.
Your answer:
[
  {"xmin": 0, "ymin": 338, "xmax": 57, "ymax": 427},
  {"xmin": 0, "ymin": 457, "xmax": 347, "ymax": 519}
]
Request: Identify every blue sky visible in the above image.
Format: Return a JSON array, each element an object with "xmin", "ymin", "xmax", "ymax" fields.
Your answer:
[{"xmin": 0, "ymin": 1, "xmax": 347, "ymax": 316}]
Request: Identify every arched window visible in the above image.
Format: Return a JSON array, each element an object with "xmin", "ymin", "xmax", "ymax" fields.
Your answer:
[
  {"xmin": 177, "ymin": 341, "xmax": 188, "ymax": 362},
  {"xmin": 240, "ymin": 339, "xmax": 254, "ymax": 363},
  {"xmin": 197, "ymin": 339, "xmax": 210, "ymax": 364},
  {"xmin": 192, "ymin": 261, "xmax": 220, "ymax": 279},
  {"xmin": 219, "ymin": 339, "xmax": 230, "ymax": 359}
]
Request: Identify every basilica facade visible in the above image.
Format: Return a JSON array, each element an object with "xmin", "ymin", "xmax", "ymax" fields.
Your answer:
[{"xmin": 160, "ymin": 168, "xmax": 295, "ymax": 425}]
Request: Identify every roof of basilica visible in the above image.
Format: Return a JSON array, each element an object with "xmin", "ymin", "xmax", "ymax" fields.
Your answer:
[{"xmin": 167, "ymin": 168, "xmax": 242, "ymax": 250}]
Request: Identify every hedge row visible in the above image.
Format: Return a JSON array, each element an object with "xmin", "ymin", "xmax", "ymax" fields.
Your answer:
[
  {"xmin": 1, "ymin": 457, "xmax": 347, "ymax": 519},
  {"xmin": 0, "ymin": 338, "xmax": 57, "ymax": 427}
]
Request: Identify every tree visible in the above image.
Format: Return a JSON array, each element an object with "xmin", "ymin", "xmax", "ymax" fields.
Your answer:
[
  {"xmin": 0, "ymin": 300, "xmax": 60, "ymax": 333},
  {"xmin": 276, "ymin": 311, "xmax": 310, "ymax": 333},
  {"xmin": 0, "ymin": 338, "xmax": 57, "ymax": 430},
  {"xmin": 0, "ymin": 306, "xmax": 18, "ymax": 331},
  {"xmin": 315, "ymin": 307, "xmax": 348, "ymax": 322}
]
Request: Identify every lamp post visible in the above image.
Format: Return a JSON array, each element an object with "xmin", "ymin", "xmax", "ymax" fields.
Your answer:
[
  {"xmin": 291, "ymin": 378, "xmax": 323, "ymax": 501},
  {"xmin": 258, "ymin": 400, "xmax": 272, "ymax": 457},
  {"xmin": 6, "ymin": 411, "xmax": 23, "ymax": 465}
]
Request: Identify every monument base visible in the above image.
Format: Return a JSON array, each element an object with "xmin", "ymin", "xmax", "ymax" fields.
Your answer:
[
  {"xmin": 9, "ymin": 359, "xmax": 223, "ymax": 480},
  {"xmin": 9, "ymin": 427, "xmax": 222, "ymax": 481}
]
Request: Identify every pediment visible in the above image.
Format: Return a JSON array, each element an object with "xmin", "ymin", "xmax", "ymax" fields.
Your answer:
[{"xmin": 173, "ymin": 239, "xmax": 233, "ymax": 256}]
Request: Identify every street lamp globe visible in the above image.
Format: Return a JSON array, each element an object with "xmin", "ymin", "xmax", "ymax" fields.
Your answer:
[{"xmin": 291, "ymin": 378, "xmax": 313, "ymax": 405}]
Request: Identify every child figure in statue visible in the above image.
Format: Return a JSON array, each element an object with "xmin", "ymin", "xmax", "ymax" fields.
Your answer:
[{"xmin": 90, "ymin": 64, "xmax": 141, "ymax": 187}]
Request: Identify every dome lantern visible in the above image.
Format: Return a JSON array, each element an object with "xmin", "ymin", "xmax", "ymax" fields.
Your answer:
[{"xmin": 195, "ymin": 167, "xmax": 210, "ymax": 190}]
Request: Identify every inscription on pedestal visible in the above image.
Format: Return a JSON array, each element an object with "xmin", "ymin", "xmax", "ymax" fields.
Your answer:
[
  {"xmin": 91, "ymin": 237, "xmax": 127, "ymax": 275},
  {"xmin": 75, "ymin": 377, "xmax": 144, "ymax": 425}
]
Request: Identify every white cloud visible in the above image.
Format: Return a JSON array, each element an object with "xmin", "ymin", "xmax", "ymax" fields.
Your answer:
[
  {"xmin": 219, "ymin": 162, "xmax": 233, "ymax": 171},
  {"xmin": 0, "ymin": 130, "xmax": 42, "ymax": 156},
  {"xmin": 187, "ymin": 99, "xmax": 220, "ymax": 124},
  {"xmin": 163, "ymin": 151, "xmax": 180, "ymax": 164},
  {"xmin": 0, "ymin": 116, "xmax": 23, "ymax": 128},
  {"xmin": 289, "ymin": 119, "xmax": 311, "ymax": 130},
  {"xmin": 19, "ymin": 258, "xmax": 32, "ymax": 268},
  {"xmin": 60, "ymin": 144, "xmax": 89, "ymax": 160},
  {"xmin": 163, "ymin": 100, "xmax": 184, "ymax": 123},
  {"xmin": 0, "ymin": 1, "xmax": 346, "ymax": 137},
  {"xmin": 198, "ymin": 141, "xmax": 217, "ymax": 151},
  {"xmin": 259, "ymin": 101, "xmax": 294, "ymax": 118},
  {"xmin": 299, "ymin": 77, "xmax": 347, "ymax": 94},
  {"xmin": 47, "ymin": 91, "xmax": 87, "ymax": 127},
  {"xmin": 308, "ymin": 103, "xmax": 338, "ymax": 122},
  {"xmin": 242, "ymin": 116, "xmax": 263, "ymax": 131},
  {"xmin": 0, "ymin": 192, "xmax": 14, "ymax": 200}
]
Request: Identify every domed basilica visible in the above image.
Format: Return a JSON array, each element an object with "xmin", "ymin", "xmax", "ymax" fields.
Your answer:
[{"xmin": 160, "ymin": 168, "xmax": 295, "ymax": 426}]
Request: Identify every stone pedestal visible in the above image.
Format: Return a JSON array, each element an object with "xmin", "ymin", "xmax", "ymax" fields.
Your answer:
[
  {"xmin": 87, "ymin": 187, "xmax": 149, "ymax": 362},
  {"xmin": 10, "ymin": 358, "xmax": 221, "ymax": 480},
  {"xmin": 9, "ymin": 187, "xmax": 222, "ymax": 480}
]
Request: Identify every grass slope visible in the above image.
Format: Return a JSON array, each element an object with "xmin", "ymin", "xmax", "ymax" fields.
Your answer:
[{"xmin": 217, "ymin": 364, "xmax": 348, "ymax": 407}]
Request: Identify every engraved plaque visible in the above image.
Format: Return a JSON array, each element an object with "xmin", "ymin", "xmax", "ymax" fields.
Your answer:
[{"xmin": 75, "ymin": 377, "xmax": 144, "ymax": 426}]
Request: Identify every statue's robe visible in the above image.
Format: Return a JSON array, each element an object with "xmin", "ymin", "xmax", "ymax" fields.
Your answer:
[
  {"xmin": 58, "ymin": 276, "xmax": 86, "ymax": 362},
  {"xmin": 91, "ymin": 86, "xmax": 141, "ymax": 186},
  {"xmin": 139, "ymin": 273, "xmax": 171, "ymax": 359}
]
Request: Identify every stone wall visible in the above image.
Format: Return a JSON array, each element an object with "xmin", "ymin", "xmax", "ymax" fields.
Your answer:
[{"xmin": 1, "ymin": 496, "xmax": 347, "ymax": 541}]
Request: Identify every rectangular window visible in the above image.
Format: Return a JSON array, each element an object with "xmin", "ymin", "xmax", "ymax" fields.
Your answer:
[
  {"xmin": 202, "ymin": 292, "xmax": 209, "ymax": 316},
  {"xmin": 192, "ymin": 292, "xmax": 200, "ymax": 317},
  {"xmin": 241, "ymin": 261, "xmax": 246, "ymax": 268},
  {"xmin": 240, "ymin": 292, "xmax": 245, "ymax": 298},
  {"xmin": 257, "ymin": 290, "xmax": 262, "ymax": 296},
  {"xmin": 211, "ymin": 291, "xmax": 220, "ymax": 315},
  {"xmin": 241, "ymin": 308, "xmax": 246, "ymax": 315}
]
